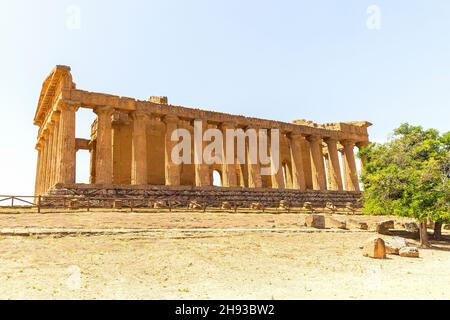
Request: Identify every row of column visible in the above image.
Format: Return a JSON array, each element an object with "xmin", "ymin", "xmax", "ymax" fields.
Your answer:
[
  {"xmin": 35, "ymin": 103, "xmax": 77, "ymax": 196},
  {"xmin": 36, "ymin": 104, "xmax": 368, "ymax": 195},
  {"xmin": 91, "ymin": 109, "xmax": 366, "ymax": 192}
]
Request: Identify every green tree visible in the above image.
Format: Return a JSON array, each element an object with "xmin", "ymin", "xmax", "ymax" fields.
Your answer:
[{"xmin": 360, "ymin": 124, "xmax": 450, "ymax": 247}]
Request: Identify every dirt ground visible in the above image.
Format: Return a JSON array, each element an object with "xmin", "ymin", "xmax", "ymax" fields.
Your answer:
[{"xmin": 0, "ymin": 210, "xmax": 449, "ymax": 300}]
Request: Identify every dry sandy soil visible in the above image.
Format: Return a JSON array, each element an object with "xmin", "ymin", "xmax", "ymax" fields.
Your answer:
[{"xmin": 0, "ymin": 210, "xmax": 449, "ymax": 299}]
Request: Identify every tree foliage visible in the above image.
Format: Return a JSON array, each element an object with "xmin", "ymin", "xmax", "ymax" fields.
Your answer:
[{"xmin": 361, "ymin": 124, "xmax": 450, "ymax": 226}]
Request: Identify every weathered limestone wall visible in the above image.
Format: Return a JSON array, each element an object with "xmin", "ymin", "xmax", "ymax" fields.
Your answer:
[{"xmin": 33, "ymin": 66, "xmax": 372, "ymax": 201}]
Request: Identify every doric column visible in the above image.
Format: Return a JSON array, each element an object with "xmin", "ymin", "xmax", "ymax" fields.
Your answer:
[
  {"xmin": 324, "ymin": 152, "xmax": 333, "ymax": 190},
  {"xmin": 34, "ymin": 142, "xmax": 43, "ymax": 197},
  {"xmin": 307, "ymin": 135, "xmax": 327, "ymax": 191},
  {"xmin": 339, "ymin": 147, "xmax": 348, "ymax": 190},
  {"xmin": 221, "ymin": 122, "xmax": 238, "ymax": 187},
  {"xmin": 89, "ymin": 141, "xmax": 96, "ymax": 184},
  {"xmin": 247, "ymin": 128, "xmax": 263, "ymax": 188},
  {"xmin": 56, "ymin": 103, "xmax": 77, "ymax": 184},
  {"xmin": 194, "ymin": 119, "xmax": 211, "ymax": 187},
  {"xmin": 270, "ymin": 132, "xmax": 284, "ymax": 189},
  {"xmin": 131, "ymin": 111, "xmax": 149, "ymax": 185},
  {"xmin": 341, "ymin": 140, "xmax": 360, "ymax": 191},
  {"xmin": 39, "ymin": 136, "xmax": 49, "ymax": 194},
  {"xmin": 356, "ymin": 141, "xmax": 369, "ymax": 173},
  {"xmin": 324, "ymin": 138, "xmax": 344, "ymax": 191},
  {"xmin": 51, "ymin": 112, "xmax": 61, "ymax": 187},
  {"xmin": 45, "ymin": 122, "xmax": 55, "ymax": 191},
  {"xmin": 94, "ymin": 106, "xmax": 114, "ymax": 184},
  {"xmin": 164, "ymin": 115, "xmax": 181, "ymax": 186},
  {"xmin": 289, "ymin": 133, "xmax": 307, "ymax": 191},
  {"xmin": 301, "ymin": 139, "xmax": 313, "ymax": 190}
]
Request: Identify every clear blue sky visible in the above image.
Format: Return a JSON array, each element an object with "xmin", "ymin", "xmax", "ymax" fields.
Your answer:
[{"xmin": 0, "ymin": 0, "xmax": 449, "ymax": 195}]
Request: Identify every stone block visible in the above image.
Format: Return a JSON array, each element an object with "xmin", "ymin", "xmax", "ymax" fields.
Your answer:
[
  {"xmin": 305, "ymin": 214, "xmax": 325, "ymax": 229},
  {"xmin": 329, "ymin": 217, "xmax": 347, "ymax": 229},
  {"xmin": 376, "ymin": 220, "xmax": 395, "ymax": 234},
  {"xmin": 385, "ymin": 237, "xmax": 409, "ymax": 255},
  {"xmin": 363, "ymin": 237, "xmax": 386, "ymax": 259},
  {"xmin": 399, "ymin": 247, "xmax": 420, "ymax": 258}
]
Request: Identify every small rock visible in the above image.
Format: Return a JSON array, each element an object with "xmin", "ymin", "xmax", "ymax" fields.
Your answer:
[
  {"xmin": 363, "ymin": 237, "xmax": 386, "ymax": 259},
  {"xmin": 349, "ymin": 219, "xmax": 369, "ymax": 230},
  {"xmin": 329, "ymin": 217, "xmax": 347, "ymax": 230},
  {"xmin": 404, "ymin": 222, "xmax": 419, "ymax": 233},
  {"xmin": 357, "ymin": 222, "xmax": 369, "ymax": 230},
  {"xmin": 376, "ymin": 220, "xmax": 395, "ymax": 234},
  {"xmin": 399, "ymin": 247, "xmax": 420, "ymax": 258},
  {"xmin": 305, "ymin": 214, "xmax": 325, "ymax": 229}
]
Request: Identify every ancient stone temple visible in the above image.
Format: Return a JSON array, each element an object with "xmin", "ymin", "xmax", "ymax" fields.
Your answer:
[{"xmin": 33, "ymin": 65, "xmax": 371, "ymax": 207}]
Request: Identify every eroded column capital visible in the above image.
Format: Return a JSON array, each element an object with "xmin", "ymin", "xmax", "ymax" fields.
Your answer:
[
  {"xmin": 341, "ymin": 139, "xmax": 356, "ymax": 147},
  {"xmin": 94, "ymin": 105, "xmax": 115, "ymax": 116},
  {"xmin": 56, "ymin": 101, "xmax": 79, "ymax": 112},
  {"xmin": 323, "ymin": 137, "xmax": 338, "ymax": 144},
  {"xmin": 307, "ymin": 134, "xmax": 323, "ymax": 143}
]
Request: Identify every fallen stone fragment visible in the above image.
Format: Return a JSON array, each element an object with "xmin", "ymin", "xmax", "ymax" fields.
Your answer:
[
  {"xmin": 329, "ymin": 217, "xmax": 347, "ymax": 230},
  {"xmin": 399, "ymin": 247, "xmax": 420, "ymax": 258},
  {"xmin": 376, "ymin": 220, "xmax": 395, "ymax": 234},
  {"xmin": 348, "ymin": 219, "xmax": 369, "ymax": 230},
  {"xmin": 363, "ymin": 237, "xmax": 386, "ymax": 259},
  {"xmin": 385, "ymin": 237, "xmax": 409, "ymax": 255},
  {"xmin": 305, "ymin": 214, "xmax": 325, "ymax": 229}
]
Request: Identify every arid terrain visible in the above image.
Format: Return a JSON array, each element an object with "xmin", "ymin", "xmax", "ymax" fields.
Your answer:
[{"xmin": 0, "ymin": 210, "xmax": 449, "ymax": 299}]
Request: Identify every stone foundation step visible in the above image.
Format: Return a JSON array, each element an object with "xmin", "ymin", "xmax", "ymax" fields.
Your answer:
[{"xmin": 44, "ymin": 184, "xmax": 363, "ymax": 209}]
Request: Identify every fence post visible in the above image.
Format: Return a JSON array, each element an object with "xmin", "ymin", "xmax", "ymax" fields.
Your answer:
[
  {"xmin": 86, "ymin": 197, "xmax": 90, "ymax": 212},
  {"xmin": 168, "ymin": 200, "xmax": 172, "ymax": 213},
  {"xmin": 37, "ymin": 195, "xmax": 41, "ymax": 213},
  {"xmin": 130, "ymin": 199, "xmax": 134, "ymax": 212},
  {"xmin": 11, "ymin": 197, "xmax": 14, "ymax": 208}
]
